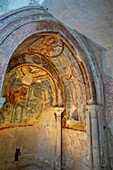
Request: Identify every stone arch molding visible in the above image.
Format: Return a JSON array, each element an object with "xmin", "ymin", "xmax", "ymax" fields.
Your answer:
[
  {"xmin": 0, "ymin": 6, "xmax": 105, "ymax": 169},
  {"xmin": 0, "ymin": 6, "xmax": 104, "ymax": 106},
  {"xmin": 0, "ymin": 6, "xmax": 104, "ymax": 128}
]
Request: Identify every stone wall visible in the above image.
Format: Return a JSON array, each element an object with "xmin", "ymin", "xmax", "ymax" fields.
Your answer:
[
  {"xmin": 62, "ymin": 129, "xmax": 90, "ymax": 170},
  {"xmin": 84, "ymin": 37, "xmax": 113, "ymax": 169},
  {"xmin": 102, "ymin": 45, "xmax": 113, "ymax": 169},
  {"xmin": 0, "ymin": 5, "xmax": 109, "ymax": 170}
]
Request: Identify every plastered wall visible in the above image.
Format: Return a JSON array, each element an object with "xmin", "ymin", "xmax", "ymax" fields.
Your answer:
[
  {"xmin": 102, "ymin": 45, "xmax": 113, "ymax": 169},
  {"xmin": 0, "ymin": 5, "xmax": 111, "ymax": 170},
  {"xmin": 0, "ymin": 108, "xmax": 56, "ymax": 170}
]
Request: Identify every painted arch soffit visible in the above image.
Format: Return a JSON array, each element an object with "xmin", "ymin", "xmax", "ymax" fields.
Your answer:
[{"xmin": 1, "ymin": 32, "xmax": 91, "ymax": 131}]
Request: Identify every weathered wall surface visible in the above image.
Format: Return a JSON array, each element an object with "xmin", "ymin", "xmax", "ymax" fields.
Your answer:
[
  {"xmin": 84, "ymin": 37, "xmax": 104, "ymax": 76},
  {"xmin": 62, "ymin": 129, "xmax": 90, "ymax": 170},
  {"xmin": 1, "ymin": 0, "xmax": 113, "ymax": 48},
  {"xmin": 84, "ymin": 37, "xmax": 111, "ymax": 168},
  {"xmin": 0, "ymin": 0, "xmax": 43, "ymax": 15},
  {"xmin": 0, "ymin": 30, "xmax": 91, "ymax": 169},
  {"xmin": 102, "ymin": 45, "xmax": 113, "ymax": 169},
  {"xmin": 0, "ymin": 5, "xmax": 109, "ymax": 170},
  {"xmin": 0, "ymin": 108, "xmax": 55, "ymax": 170},
  {"xmin": 85, "ymin": 37, "xmax": 113, "ymax": 169}
]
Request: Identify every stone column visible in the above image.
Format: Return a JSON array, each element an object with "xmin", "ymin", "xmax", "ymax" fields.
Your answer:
[
  {"xmin": 86, "ymin": 104, "xmax": 103, "ymax": 170},
  {"xmin": 53, "ymin": 107, "xmax": 65, "ymax": 170}
]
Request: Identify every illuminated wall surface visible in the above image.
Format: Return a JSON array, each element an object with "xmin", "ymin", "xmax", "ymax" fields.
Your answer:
[
  {"xmin": 1, "ymin": 33, "xmax": 88, "ymax": 130},
  {"xmin": 0, "ymin": 6, "xmax": 109, "ymax": 170}
]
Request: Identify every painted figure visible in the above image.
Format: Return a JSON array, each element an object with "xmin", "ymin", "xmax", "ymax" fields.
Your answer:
[
  {"xmin": 65, "ymin": 64, "xmax": 84, "ymax": 123},
  {"xmin": 1, "ymin": 65, "xmax": 54, "ymax": 125}
]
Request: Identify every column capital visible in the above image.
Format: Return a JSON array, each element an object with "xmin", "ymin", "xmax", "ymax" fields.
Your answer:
[
  {"xmin": 0, "ymin": 97, "xmax": 6, "ymax": 109},
  {"xmin": 86, "ymin": 104, "xmax": 104, "ymax": 112},
  {"xmin": 86, "ymin": 104, "xmax": 104, "ymax": 118},
  {"xmin": 53, "ymin": 106, "xmax": 65, "ymax": 117}
]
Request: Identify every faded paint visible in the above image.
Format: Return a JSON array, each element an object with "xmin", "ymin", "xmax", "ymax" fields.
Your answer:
[{"xmin": 0, "ymin": 6, "xmax": 107, "ymax": 170}]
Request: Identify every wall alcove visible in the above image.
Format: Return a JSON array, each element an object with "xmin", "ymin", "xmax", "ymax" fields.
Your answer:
[{"xmin": 0, "ymin": 6, "xmax": 105, "ymax": 170}]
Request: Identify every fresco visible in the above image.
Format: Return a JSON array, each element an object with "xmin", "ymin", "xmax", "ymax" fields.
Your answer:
[
  {"xmin": 28, "ymin": 35, "xmax": 64, "ymax": 57},
  {"xmin": 0, "ymin": 32, "xmax": 90, "ymax": 130},
  {"xmin": 0, "ymin": 64, "xmax": 55, "ymax": 126}
]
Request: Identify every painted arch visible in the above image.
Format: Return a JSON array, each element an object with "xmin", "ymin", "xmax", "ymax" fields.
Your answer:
[{"xmin": 0, "ymin": 7, "xmax": 104, "ymax": 131}]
